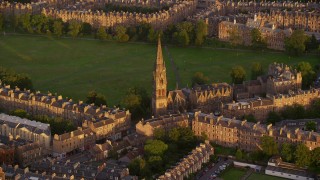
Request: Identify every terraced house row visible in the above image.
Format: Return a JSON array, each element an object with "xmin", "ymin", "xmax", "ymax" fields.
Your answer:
[
  {"xmin": 193, "ymin": 112, "xmax": 320, "ymax": 151},
  {"xmin": 0, "ymin": 84, "xmax": 131, "ymax": 134},
  {"xmin": 158, "ymin": 141, "xmax": 214, "ymax": 180}
]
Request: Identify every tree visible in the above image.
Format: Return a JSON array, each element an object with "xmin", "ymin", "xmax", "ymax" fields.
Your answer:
[
  {"xmin": 228, "ymin": 27, "xmax": 242, "ymax": 47},
  {"xmin": 115, "ymin": 26, "xmax": 129, "ymax": 42},
  {"xmin": 281, "ymin": 104, "xmax": 305, "ymax": 120},
  {"xmin": 96, "ymin": 26, "xmax": 108, "ymax": 40},
  {"xmin": 230, "ymin": 65, "xmax": 246, "ymax": 84},
  {"xmin": 191, "ymin": 72, "xmax": 209, "ymax": 86},
  {"xmin": 294, "ymin": 143, "xmax": 311, "ymax": 167},
  {"xmin": 285, "ymin": 30, "xmax": 308, "ymax": 56},
  {"xmin": 128, "ymin": 158, "xmax": 148, "ymax": 177},
  {"xmin": 163, "ymin": 24, "xmax": 177, "ymax": 43},
  {"xmin": 251, "ymin": 62, "xmax": 264, "ymax": 80},
  {"xmin": 0, "ymin": 13, "xmax": 4, "ymax": 32},
  {"xmin": 243, "ymin": 114, "xmax": 256, "ymax": 123},
  {"xmin": 147, "ymin": 27, "xmax": 161, "ymax": 43},
  {"xmin": 53, "ymin": 20, "xmax": 63, "ymax": 38},
  {"xmin": 306, "ymin": 34, "xmax": 319, "ymax": 51},
  {"xmin": 153, "ymin": 128, "xmax": 165, "ymax": 141},
  {"xmin": 68, "ymin": 20, "xmax": 82, "ymax": 39},
  {"xmin": 85, "ymin": 90, "xmax": 107, "ymax": 106},
  {"xmin": 0, "ymin": 67, "xmax": 33, "ymax": 90},
  {"xmin": 306, "ymin": 121, "xmax": 317, "ymax": 132},
  {"xmin": 10, "ymin": 109, "xmax": 28, "ymax": 118},
  {"xmin": 168, "ymin": 128, "xmax": 180, "ymax": 142},
  {"xmin": 81, "ymin": 22, "xmax": 92, "ymax": 35},
  {"xmin": 311, "ymin": 147, "xmax": 320, "ymax": 167},
  {"xmin": 296, "ymin": 61, "xmax": 316, "ymax": 89},
  {"xmin": 261, "ymin": 136, "xmax": 278, "ymax": 156},
  {"xmin": 144, "ymin": 140, "xmax": 168, "ymax": 157},
  {"xmin": 136, "ymin": 23, "xmax": 151, "ymax": 41},
  {"xmin": 200, "ymin": 132, "xmax": 208, "ymax": 142},
  {"xmin": 235, "ymin": 149, "xmax": 243, "ymax": 160},
  {"xmin": 121, "ymin": 87, "xmax": 150, "ymax": 121},
  {"xmin": 281, "ymin": 143, "xmax": 294, "ymax": 162},
  {"xmin": 20, "ymin": 13, "xmax": 33, "ymax": 33},
  {"xmin": 11, "ymin": 15, "xmax": 19, "ymax": 32},
  {"xmin": 176, "ymin": 21, "xmax": 195, "ymax": 42},
  {"xmin": 195, "ymin": 20, "xmax": 208, "ymax": 46},
  {"xmin": 174, "ymin": 30, "xmax": 190, "ymax": 46},
  {"xmin": 250, "ymin": 28, "xmax": 266, "ymax": 48},
  {"xmin": 266, "ymin": 111, "xmax": 282, "ymax": 125},
  {"xmin": 148, "ymin": 156, "xmax": 163, "ymax": 172},
  {"xmin": 177, "ymin": 127, "xmax": 197, "ymax": 148},
  {"xmin": 31, "ymin": 14, "xmax": 48, "ymax": 34}
]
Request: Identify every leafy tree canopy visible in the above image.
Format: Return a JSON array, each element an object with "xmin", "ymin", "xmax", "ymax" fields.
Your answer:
[{"xmin": 230, "ymin": 65, "xmax": 246, "ymax": 84}]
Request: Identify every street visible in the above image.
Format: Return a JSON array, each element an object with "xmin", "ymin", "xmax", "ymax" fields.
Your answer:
[{"xmin": 199, "ymin": 159, "xmax": 233, "ymax": 180}]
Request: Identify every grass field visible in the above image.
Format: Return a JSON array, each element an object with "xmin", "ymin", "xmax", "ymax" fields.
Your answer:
[
  {"xmin": 0, "ymin": 35, "xmax": 319, "ymax": 105},
  {"xmin": 247, "ymin": 172, "xmax": 287, "ymax": 180},
  {"xmin": 220, "ymin": 167, "xmax": 247, "ymax": 180}
]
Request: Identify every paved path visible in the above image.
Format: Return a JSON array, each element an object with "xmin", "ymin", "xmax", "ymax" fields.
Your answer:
[{"xmin": 164, "ymin": 45, "xmax": 181, "ymax": 88}]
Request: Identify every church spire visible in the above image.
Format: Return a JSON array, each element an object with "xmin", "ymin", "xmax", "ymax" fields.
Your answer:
[
  {"xmin": 156, "ymin": 35, "xmax": 164, "ymax": 65},
  {"xmin": 152, "ymin": 35, "xmax": 167, "ymax": 117}
]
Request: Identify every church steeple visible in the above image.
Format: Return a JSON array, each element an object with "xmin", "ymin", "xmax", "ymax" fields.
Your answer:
[
  {"xmin": 156, "ymin": 35, "xmax": 164, "ymax": 65},
  {"xmin": 152, "ymin": 36, "xmax": 167, "ymax": 117}
]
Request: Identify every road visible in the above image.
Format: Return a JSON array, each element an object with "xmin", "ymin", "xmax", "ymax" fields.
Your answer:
[{"xmin": 199, "ymin": 159, "xmax": 233, "ymax": 180}]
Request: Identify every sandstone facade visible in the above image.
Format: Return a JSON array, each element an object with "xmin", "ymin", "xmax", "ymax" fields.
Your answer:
[
  {"xmin": 158, "ymin": 141, "xmax": 214, "ymax": 180},
  {"xmin": 136, "ymin": 113, "xmax": 189, "ymax": 137},
  {"xmin": 193, "ymin": 112, "xmax": 320, "ymax": 151},
  {"xmin": 0, "ymin": 84, "xmax": 131, "ymax": 137}
]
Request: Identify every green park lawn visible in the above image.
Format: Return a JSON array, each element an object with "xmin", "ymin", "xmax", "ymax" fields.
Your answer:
[
  {"xmin": 220, "ymin": 167, "xmax": 247, "ymax": 180},
  {"xmin": 247, "ymin": 172, "xmax": 287, "ymax": 180},
  {"xmin": 0, "ymin": 35, "xmax": 319, "ymax": 105}
]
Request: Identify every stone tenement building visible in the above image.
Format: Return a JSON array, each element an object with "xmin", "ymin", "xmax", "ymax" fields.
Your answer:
[
  {"xmin": 0, "ymin": 84, "xmax": 131, "ymax": 137},
  {"xmin": 234, "ymin": 62, "xmax": 302, "ymax": 100},
  {"xmin": 158, "ymin": 141, "xmax": 214, "ymax": 180},
  {"xmin": 136, "ymin": 113, "xmax": 189, "ymax": 137},
  {"xmin": 0, "ymin": 1, "xmax": 48, "ymax": 17},
  {"xmin": 256, "ymin": 10, "xmax": 320, "ymax": 33},
  {"xmin": 193, "ymin": 112, "xmax": 320, "ymax": 152},
  {"xmin": 0, "ymin": 113, "xmax": 51, "ymax": 148},
  {"xmin": 29, "ymin": 158, "xmax": 131, "ymax": 180},
  {"xmin": 16, "ymin": 142, "xmax": 43, "ymax": 168},
  {"xmin": 42, "ymin": 0, "xmax": 197, "ymax": 30},
  {"xmin": 218, "ymin": 17, "xmax": 292, "ymax": 50},
  {"xmin": 222, "ymin": 88, "xmax": 320, "ymax": 121},
  {"xmin": 53, "ymin": 127, "xmax": 95, "ymax": 158},
  {"xmin": 0, "ymin": 144, "xmax": 14, "ymax": 165},
  {"xmin": 219, "ymin": 0, "xmax": 319, "ymax": 15}
]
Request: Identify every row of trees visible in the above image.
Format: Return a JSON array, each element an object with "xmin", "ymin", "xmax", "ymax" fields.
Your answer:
[
  {"xmin": 128, "ymin": 127, "xmax": 202, "ymax": 178},
  {"xmin": 0, "ymin": 66, "xmax": 33, "ymax": 90},
  {"xmin": 163, "ymin": 21, "xmax": 208, "ymax": 46},
  {"xmin": 10, "ymin": 109, "xmax": 76, "ymax": 135},
  {"xmin": 1, "ymin": 13, "xmax": 208, "ymax": 46},
  {"xmin": 261, "ymin": 136, "xmax": 319, "ymax": 168},
  {"xmin": 266, "ymin": 100, "xmax": 320, "ymax": 129},
  {"xmin": 235, "ymin": 136, "xmax": 320, "ymax": 170},
  {"xmin": 284, "ymin": 30, "xmax": 319, "ymax": 56}
]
